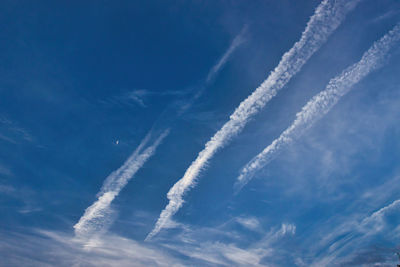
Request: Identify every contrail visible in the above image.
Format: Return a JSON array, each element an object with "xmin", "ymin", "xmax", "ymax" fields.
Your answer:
[
  {"xmin": 146, "ymin": 0, "xmax": 360, "ymax": 240},
  {"xmin": 74, "ymin": 29, "xmax": 246, "ymax": 240},
  {"xmin": 98, "ymin": 132, "xmax": 152, "ymax": 196},
  {"xmin": 235, "ymin": 23, "xmax": 400, "ymax": 192},
  {"xmin": 206, "ymin": 25, "xmax": 247, "ymax": 84},
  {"xmin": 74, "ymin": 129, "xmax": 169, "ymax": 238}
]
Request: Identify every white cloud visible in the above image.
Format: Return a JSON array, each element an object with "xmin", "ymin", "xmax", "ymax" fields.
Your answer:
[
  {"xmin": 236, "ymin": 217, "xmax": 261, "ymax": 232},
  {"xmin": 278, "ymin": 223, "xmax": 296, "ymax": 236}
]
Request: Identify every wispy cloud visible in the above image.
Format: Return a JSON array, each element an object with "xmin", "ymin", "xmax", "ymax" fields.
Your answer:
[
  {"xmin": 278, "ymin": 223, "xmax": 296, "ymax": 236},
  {"xmin": 146, "ymin": 0, "xmax": 360, "ymax": 240},
  {"xmin": 99, "ymin": 89, "xmax": 190, "ymax": 108},
  {"xmin": 235, "ymin": 22, "xmax": 400, "ymax": 191},
  {"xmin": 75, "ymin": 28, "xmax": 246, "ymax": 241},
  {"xmin": 310, "ymin": 197, "xmax": 400, "ymax": 266},
  {"xmin": 0, "ymin": 184, "xmax": 15, "ymax": 194},
  {"xmin": 371, "ymin": 9, "xmax": 400, "ymax": 24},
  {"xmin": 236, "ymin": 217, "xmax": 261, "ymax": 232},
  {"xmin": 0, "ymin": 230, "xmax": 182, "ymax": 267},
  {"xmin": 160, "ymin": 220, "xmax": 297, "ymax": 266},
  {"xmin": 0, "ymin": 182, "xmax": 40, "ymax": 214},
  {"xmin": 0, "ymin": 218, "xmax": 296, "ymax": 267},
  {"xmin": 0, "ymin": 115, "xmax": 33, "ymax": 144},
  {"xmin": 358, "ymin": 199, "xmax": 400, "ymax": 234},
  {"xmin": 282, "ymin": 171, "xmax": 400, "ymax": 266},
  {"xmin": 0, "ymin": 163, "xmax": 12, "ymax": 177}
]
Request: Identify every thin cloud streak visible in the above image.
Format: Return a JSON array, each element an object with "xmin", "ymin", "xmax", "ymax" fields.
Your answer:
[
  {"xmin": 147, "ymin": 0, "xmax": 360, "ymax": 240},
  {"xmin": 359, "ymin": 198, "xmax": 400, "ymax": 232},
  {"xmin": 235, "ymin": 23, "xmax": 400, "ymax": 191},
  {"xmin": 74, "ymin": 29, "xmax": 246, "ymax": 239}
]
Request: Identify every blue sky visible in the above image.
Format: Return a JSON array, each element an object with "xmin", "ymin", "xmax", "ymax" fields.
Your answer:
[{"xmin": 1, "ymin": 0, "xmax": 400, "ymax": 266}]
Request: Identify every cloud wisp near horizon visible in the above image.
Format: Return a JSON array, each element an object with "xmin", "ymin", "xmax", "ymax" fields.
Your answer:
[
  {"xmin": 146, "ymin": 0, "xmax": 360, "ymax": 240},
  {"xmin": 73, "ymin": 28, "xmax": 247, "ymax": 241},
  {"xmin": 235, "ymin": 22, "xmax": 400, "ymax": 192},
  {"xmin": 309, "ymin": 196, "xmax": 400, "ymax": 266}
]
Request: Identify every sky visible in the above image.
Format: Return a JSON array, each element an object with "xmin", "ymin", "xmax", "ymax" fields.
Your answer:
[{"xmin": 1, "ymin": 0, "xmax": 400, "ymax": 266}]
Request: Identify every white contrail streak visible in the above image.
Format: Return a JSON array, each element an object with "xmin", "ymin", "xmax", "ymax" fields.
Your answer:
[
  {"xmin": 74, "ymin": 29, "xmax": 245, "ymax": 240},
  {"xmin": 146, "ymin": 0, "xmax": 360, "ymax": 240},
  {"xmin": 236, "ymin": 23, "xmax": 400, "ymax": 191},
  {"xmin": 98, "ymin": 132, "xmax": 152, "ymax": 196},
  {"xmin": 74, "ymin": 129, "xmax": 169, "ymax": 238},
  {"xmin": 206, "ymin": 26, "xmax": 247, "ymax": 84}
]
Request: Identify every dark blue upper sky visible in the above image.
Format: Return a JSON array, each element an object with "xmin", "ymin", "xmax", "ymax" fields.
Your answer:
[{"xmin": 1, "ymin": 0, "xmax": 400, "ymax": 266}]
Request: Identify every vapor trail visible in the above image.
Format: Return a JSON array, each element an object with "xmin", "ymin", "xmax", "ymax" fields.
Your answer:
[
  {"xmin": 236, "ymin": 23, "xmax": 400, "ymax": 191},
  {"xmin": 206, "ymin": 26, "xmax": 247, "ymax": 84},
  {"xmin": 98, "ymin": 132, "xmax": 152, "ymax": 196},
  {"xmin": 74, "ymin": 130, "xmax": 169, "ymax": 238},
  {"xmin": 147, "ymin": 0, "xmax": 360, "ymax": 240},
  {"xmin": 74, "ymin": 29, "xmax": 245, "ymax": 240}
]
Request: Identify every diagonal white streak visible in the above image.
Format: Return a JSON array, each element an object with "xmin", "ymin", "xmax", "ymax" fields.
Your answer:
[
  {"xmin": 359, "ymin": 198, "xmax": 400, "ymax": 230},
  {"xmin": 97, "ymin": 132, "xmax": 152, "ymax": 197},
  {"xmin": 146, "ymin": 0, "xmax": 360, "ymax": 240},
  {"xmin": 236, "ymin": 23, "xmax": 400, "ymax": 191},
  {"xmin": 74, "ymin": 129, "xmax": 169, "ymax": 238}
]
